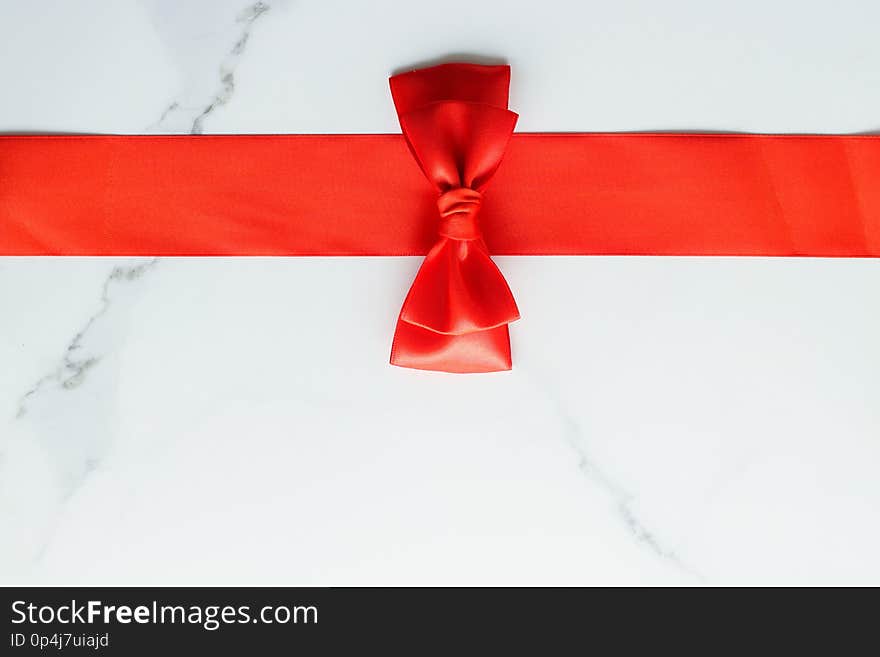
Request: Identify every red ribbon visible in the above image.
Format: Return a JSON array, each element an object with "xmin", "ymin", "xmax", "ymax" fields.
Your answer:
[
  {"xmin": 2, "ymin": 63, "xmax": 879, "ymax": 374},
  {"xmin": 388, "ymin": 64, "xmax": 520, "ymax": 372}
]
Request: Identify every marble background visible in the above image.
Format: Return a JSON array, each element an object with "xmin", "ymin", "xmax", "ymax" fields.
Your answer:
[{"xmin": 1, "ymin": 0, "xmax": 879, "ymax": 585}]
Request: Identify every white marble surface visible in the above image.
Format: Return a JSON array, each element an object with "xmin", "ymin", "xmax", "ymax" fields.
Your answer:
[{"xmin": 1, "ymin": 0, "xmax": 879, "ymax": 586}]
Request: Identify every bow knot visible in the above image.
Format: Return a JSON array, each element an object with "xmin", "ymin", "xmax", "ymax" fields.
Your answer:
[
  {"xmin": 388, "ymin": 63, "xmax": 521, "ymax": 373},
  {"xmin": 437, "ymin": 187, "xmax": 482, "ymax": 240}
]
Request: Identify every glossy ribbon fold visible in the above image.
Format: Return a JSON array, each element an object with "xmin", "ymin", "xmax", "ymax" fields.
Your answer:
[{"xmin": 389, "ymin": 64, "xmax": 520, "ymax": 372}]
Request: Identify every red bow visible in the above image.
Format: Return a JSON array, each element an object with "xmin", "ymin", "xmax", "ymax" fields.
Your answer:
[{"xmin": 389, "ymin": 63, "xmax": 521, "ymax": 373}]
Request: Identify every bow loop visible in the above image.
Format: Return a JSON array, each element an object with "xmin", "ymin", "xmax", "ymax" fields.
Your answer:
[
  {"xmin": 389, "ymin": 63, "xmax": 521, "ymax": 373},
  {"xmin": 397, "ymin": 101, "xmax": 518, "ymax": 191}
]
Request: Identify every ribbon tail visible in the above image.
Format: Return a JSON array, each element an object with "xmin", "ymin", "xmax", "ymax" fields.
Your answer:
[
  {"xmin": 391, "ymin": 321, "xmax": 512, "ymax": 373},
  {"xmin": 390, "ymin": 238, "xmax": 518, "ymax": 373}
]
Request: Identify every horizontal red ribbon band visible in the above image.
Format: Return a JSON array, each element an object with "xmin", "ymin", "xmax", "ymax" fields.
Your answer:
[{"xmin": 3, "ymin": 132, "xmax": 879, "ymax": 257}]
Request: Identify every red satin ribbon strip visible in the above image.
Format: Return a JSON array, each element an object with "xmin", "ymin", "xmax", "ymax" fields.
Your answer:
[{"xmin": 3, "ymin": 132, "xmax": 879, "ymax": 257}]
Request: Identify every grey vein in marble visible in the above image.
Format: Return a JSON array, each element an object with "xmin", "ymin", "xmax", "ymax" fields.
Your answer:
[
  {"xmin": 534, "ymin": 376, "xmax": 705, "ymax": 581},
  {"xmin": 151, "ymin": 1, "xmax": 272, "ymax": 134},
  {"xmin": 9, "ymin": 0, "xmax": 279, "ymax": 514},
  {"xmin": 15, "ymin": 260, "xmax": 158, "ymax": 421},
  {"xmin": 16, "ymin": 0, "xmax": 278, "ymax": 421},
  {"xmin": 5, "ymin": 5, "xmax": 280, "ymax": 551}
]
